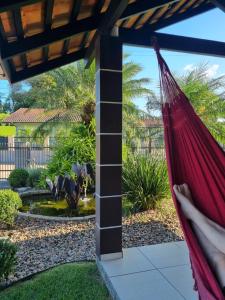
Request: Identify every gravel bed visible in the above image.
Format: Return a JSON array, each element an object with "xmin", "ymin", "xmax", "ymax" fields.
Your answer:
[{"xmin": 0, "ymin": 200, "xmax": 183, "ymax": 285}]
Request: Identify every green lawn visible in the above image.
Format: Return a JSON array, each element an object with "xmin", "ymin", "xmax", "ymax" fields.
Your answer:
[
  {"xmin": 0, "ymin": 126, "xmax": 16, "ymax": 137},
  {"xmin": 0, "ymin": 262, "xmax": 111, "ymax": 300}
]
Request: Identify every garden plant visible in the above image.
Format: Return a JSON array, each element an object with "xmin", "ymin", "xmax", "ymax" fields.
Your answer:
[
  {"xmin": 8, "ymin": 169, "xmax": 29, "ymax": 188},
  {"xmin": 0, "ymin": 239, "xmax": 17, "ymax": 281},
  {"xmin": 123, "ymin": 154, "xmax": 170, "ymax": 212},
  {"xmin": 0, "ymin": 190, "xmax": 22, "ymax": 226}
]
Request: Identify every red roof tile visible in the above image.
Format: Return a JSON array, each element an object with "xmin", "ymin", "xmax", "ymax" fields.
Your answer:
[
  {"xmin": 3, "ymin": 108, "xmax": 81, "ymax": 123},
  {"xmin": 141, "ymin": 118, "xmax": 163, "ymax": 127}
]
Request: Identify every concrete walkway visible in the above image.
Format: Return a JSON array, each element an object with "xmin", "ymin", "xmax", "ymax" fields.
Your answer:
[{"xmin": 98, "ymin": 241, "xmax": 198, "ymax": 300}]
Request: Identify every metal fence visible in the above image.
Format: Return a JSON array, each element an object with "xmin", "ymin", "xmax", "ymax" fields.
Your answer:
[
  {"xmin": 125, "ymin": 125, "xmax": 166, "ymax": 159},
  {"xmin": 0, "ymin": 137, "xmax": 53, "ymax": 179}
]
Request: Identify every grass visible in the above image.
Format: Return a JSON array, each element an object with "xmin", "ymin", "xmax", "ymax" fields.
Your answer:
[
  {"xmin": 0, "ymin": 126, "xmax": 16, "ymax": 137},
  {"xmin": 0, "ymin": 262, "xmax": 111, "ymax": 300}
]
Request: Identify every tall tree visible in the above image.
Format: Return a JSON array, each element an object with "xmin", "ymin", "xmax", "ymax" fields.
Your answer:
[
  {"xmin": 146, "ymin": 64, "xmax": 225, "ymax": 145},
  {"xmin": 8, "ymin": 55, "xmax": 152, "ymax": 141}
]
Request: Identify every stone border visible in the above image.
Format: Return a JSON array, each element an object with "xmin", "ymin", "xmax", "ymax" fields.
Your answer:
[
  {"xmin": 18, "ymin": 211, "xmax": 95, "ymax": 221},
  {"xmin": 18, "ymin": 189, "xmax": 95, "ymax": 221},
  {"xmin": 19, "ymin": 189, "xmax": 51, "ymax": 197}
]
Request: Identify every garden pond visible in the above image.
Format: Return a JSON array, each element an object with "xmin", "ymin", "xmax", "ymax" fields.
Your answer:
[{"xmin": 19, "ymin": 193, "xmax": 95, "ymax": 217}]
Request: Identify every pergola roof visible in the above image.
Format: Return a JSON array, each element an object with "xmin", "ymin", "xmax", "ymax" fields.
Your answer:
[{"xmin": 0, "ymin": 0, "xmax": 216, "ymax": 83}]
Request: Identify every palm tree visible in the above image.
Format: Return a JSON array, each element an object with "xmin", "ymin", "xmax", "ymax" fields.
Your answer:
[
  {"xmin": 8, "ymin": 55, "xmax": 153, "ymax": 142},
  {"xmin": 146, "ymin": 63, "xmax": 225, "ymax": 145}
]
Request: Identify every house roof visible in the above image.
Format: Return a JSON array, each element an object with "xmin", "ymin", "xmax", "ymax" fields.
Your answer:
[
  {"xmin": 0, "ymin": 0, "xmax": 216, "ymax": 83},
  {"xmin": 3, "ymin": 108, "xmax": 81, "ymax": 123},
  {"xmin": 141, "ymin": 118, "xmax": 163, "ymax": 127}
]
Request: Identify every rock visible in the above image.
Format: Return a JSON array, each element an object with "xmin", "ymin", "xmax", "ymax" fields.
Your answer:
[{"xmin": 0, "ymin": 205, "xmax": 183, "ymax": 285}]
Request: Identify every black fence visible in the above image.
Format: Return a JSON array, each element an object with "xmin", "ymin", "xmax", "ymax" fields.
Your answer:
[
  {"xmin": 0, "ymin": 137, "xmax": 53, "ymax": 179},
  {"xmin": 125, "ymin": 125, "xmax": 165, "ymax": 158}
]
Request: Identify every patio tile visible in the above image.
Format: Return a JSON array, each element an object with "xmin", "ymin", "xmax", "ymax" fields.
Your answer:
[
  {"xmin": 160, "ymin": 265, "xmax": 198, "ymax": 300},
  {"xmin": 138, "ymin": 241, "xmax": 190, "ymax": 268},
  {"xmin": 110, "ymin": 269, "xmax": 184, "ymax": 300},
  {"xmin": 101, "ymin": 247, "xmax": 155, "ymax": 277},
  {"xmin": 176, "ymin": 241, "xmax": 189, "ymax": 253}
]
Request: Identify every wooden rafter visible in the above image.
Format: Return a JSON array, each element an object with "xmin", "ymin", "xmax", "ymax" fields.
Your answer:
[
  {"xmin": 1, "ymin": 16, "xmax": 99, "ymax": 60},
  {"xmin": 62, "ymin": 0, "xmax": 82, "ymax": 56},
  {"xmin": 0, "ymin": 1, "xmax": 215, "ymax": 61},
  {"xmin": 120, "ymin": 0, "xmax": 179, "ymax": 20},
  {"xmin": 12, "ymin": 7, "xmax": 28, "ymax": 69},
  {"xmin": 43, "ymin": 0, "xmax": 54, "ymax": 62},
  {"xmin": 11, "ymin": 48, "xmax": 86, "ymax": 83},
  {"xmin": 151, "ymin": 2, "xmax": 215, "ymax": 31},
  {"xmin": 84, "ymin": 0, "xmax": 129, "ymax": 68},
  {"xmin": 0, "ymin": 0, "xmax": 39, "ymax": 13},
  {"xmin": 0, "ymin": 19, "xmax": 14, "ymax": 81},
  {"xmin": 80, "ymin": 0, "xmax": 104, "ymax": 49},
  {"xmin": 0, "ymin": 0, "xmax": 217, "ymax": 82}
]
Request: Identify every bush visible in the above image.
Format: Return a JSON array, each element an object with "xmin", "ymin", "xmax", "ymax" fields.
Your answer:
[
  {"xmin": 47, "ymin": 124, "xmax": 95, "ymax": 178},
  {"xmin": 0, "ymin": 239, "xmax": 17, "ymax": 280},
  {"xmin": 0, "ymin": 190, "xmax": 22, "ymax": 226},
  {"xmin": 122, "ymin": 155, "xmax": 169, "ymax": 212},
  {"xmin": 8, "ymin": 169, "xmax": 29, "ymax": 188},
  {"xmin": 27, "ymin": 168, "xmax": 44, "ymax": 188}
]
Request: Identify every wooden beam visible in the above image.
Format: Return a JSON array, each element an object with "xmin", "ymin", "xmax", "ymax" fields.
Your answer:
[
  {"xmin": 84, "ymin": 0, "xmax": 128, "ymax": 68},
  {"xmin": 120, "ymin": 0, "xmax": 179, "ymax": 19},
  {"xmin": 0, "ymin": 0, "xmax": 177, "ymax": 15},
  {"xmin": 210, "ymin": 0, "xmax": 225, "ymax": 13},
  {"xmin": 131, "ymin": 1, "xmax": 177, "ymax": 29},
  {"xmin": 1, "ymin": 0, "xmax": 215, "ymax": 61},
  {"xmin": 151, "ymin": 2, "xmax": 215, "ymax": 31},
  {"xmin": 0, "ymin": 19, "xmax": 14, "ymax": 82},
  {"xmin": 70, "ymin": 0, "xmax": 82, "ymax": 20},
  {"xmin": 0, "ymin": 0, "xmax": 39, "ymax": 13},
  {"xmin": 12, "ymin": 7, "xmax": 28, "ymax": 69},
  {"xmin": 81, "ymin": 0, "xmax": 104, "ymax": 49},
  {"xmin": 43, "ymin": 0, "xmax": 54, "ymax": 62},
  {"xmin": 62, "ymin": 0, "xmax": 82, "ymax": 56},
  {"xmin": 1, "ymin": 16, "xmax": 99, "ymax": 60},
  {"xmin": 120, "ymin": 27, "xmax": 225, "ymax": 58},
  {"xmin": 11, "ymin": 48, "xmax": 85, "ymax": 83}
]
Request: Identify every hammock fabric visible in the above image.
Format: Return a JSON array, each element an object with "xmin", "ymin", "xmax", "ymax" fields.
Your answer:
[{"xmin": 154, "ymin": 44, "xmax": 225, "ymax": 300}]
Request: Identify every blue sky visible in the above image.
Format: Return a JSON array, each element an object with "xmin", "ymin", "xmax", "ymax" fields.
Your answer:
[
  {"xmin": 1, "ymin": 7, "xmax": 225, "ymax": 111},
  {"xmin": 125, "ymin": 7, "xmax": 225, "ymax": 111}
]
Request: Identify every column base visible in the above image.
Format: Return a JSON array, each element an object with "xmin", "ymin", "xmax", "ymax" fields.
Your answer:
[{"xmin": 99, "ymin": 251, "xmax": 123, "ymax": 261}]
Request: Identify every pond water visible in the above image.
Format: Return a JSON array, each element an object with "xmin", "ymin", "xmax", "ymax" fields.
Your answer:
[{"xmin": 20, "ymin": 194, "xmax": 95, "ymax": 217}]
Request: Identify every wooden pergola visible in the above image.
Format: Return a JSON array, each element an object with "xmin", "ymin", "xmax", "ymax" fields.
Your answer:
[{"xmin": 0, "ymin": 0, "xmax": 224, "ymax": 260}]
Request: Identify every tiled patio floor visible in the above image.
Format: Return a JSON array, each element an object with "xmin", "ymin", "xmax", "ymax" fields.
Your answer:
[{"xmin": 98, "ymin": 241, "xmax": 198, "ymax": 300}]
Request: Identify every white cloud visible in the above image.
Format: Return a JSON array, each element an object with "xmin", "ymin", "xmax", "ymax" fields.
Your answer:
[
  {"xmin": 204, "ymin": 64, "xmax": 219, "ymax": 78},
  {"xmin": 183, "ymin": 64, "xmax": 220, "ymax": 78},
  {"xmin": 183, "ymin": 64, "xmax": 195, "ymax": 72}
]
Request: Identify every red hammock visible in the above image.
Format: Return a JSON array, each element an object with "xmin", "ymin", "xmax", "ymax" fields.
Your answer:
[{"xmin": 154, "ymin": 45, "xmax": 225, "ymax": 300}]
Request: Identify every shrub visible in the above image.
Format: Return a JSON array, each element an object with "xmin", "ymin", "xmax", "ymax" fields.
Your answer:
[
  {"xmin": 0, "ymin": 239, "xmax": 17, "ymax": 280},
  {"xmin": 0, "ymin": 190, "xmax": 22, "ymax": 225},
  {"xmin": 27, "ymin": 168, "xmax": 44, "ymax": 188},
  {"xmin": 122, "ymin": 155, "xmax": 169, "ymax": 212},
  {"xmin": 8, "ymin": 169, "xmax": 29, "ymax": 188},
  {"xmin": 47, "ymin": 124, "xmax": 95, "ymax": 178}
]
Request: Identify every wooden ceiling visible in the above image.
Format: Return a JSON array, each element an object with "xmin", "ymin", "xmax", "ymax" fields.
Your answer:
[{"xmin": 0, "ymin": 0, "xmax": 215, "ymax": 83}]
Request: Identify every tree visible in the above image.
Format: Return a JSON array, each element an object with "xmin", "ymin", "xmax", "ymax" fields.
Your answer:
[
  {"xmin": 146, "ymin": 63, "xmax": 225, "ymax": 145},
  {"xmin": 8, "ymin": 55, "xmax": 153, "ymax": 142}
]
